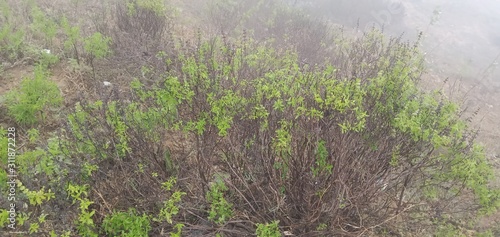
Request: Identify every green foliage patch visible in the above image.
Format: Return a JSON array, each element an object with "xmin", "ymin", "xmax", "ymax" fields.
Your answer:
[
  {"xmin": 256, "ymin": 220, "xmax": 281, "ymax": 237},
  {"xmin": 206, "ymin": 177, "xmax": 233, "ymax": 225},
  {"xmin": 102, "ymin": 209, "xmax": 151, "ymax": 237},
  {"xmin": 5, "ymin": 65, "xmax": 62, "ymax": 125}
]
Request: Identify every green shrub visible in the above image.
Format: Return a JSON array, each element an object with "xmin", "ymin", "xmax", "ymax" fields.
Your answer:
[
  {"xmin": 67, "ymin": 183, "xmax": 97, "ymax": 237},
  {"xmin": 102, "ymin": 209, "xmax": 151, "ymax": 237},
  {"xmin": 311, "ymin": 140, "xmax": 333, "ymax": 177},
  {"xmin": 256, "ymin": 220, "xmax": 281, "ymax": 237},
  {"xmin": 37, "ymin": 49, "xmax": 59, "ymax": 68},
  {"xmin": 27, "ymin": 128, "xmax": 39, "ymax": 143},
  {"xmin": 18, "ymin": 182, "xmax": 55, "ymax": 206},
  {"xmin": 0, "ymin": 209, "xmax": 9, "ymax": 228},
  {"xmin": 154, "ymin": 177, "xmax": 186, "ymax": 224},
  {"xmin": 127, "ymin": 0, "xmax": 166, "ymax": 16},
  {"xmin": 30, "ymin": 5, "xmax": 58, "ymax": 47},
  {"xmin": 477, "ymin": 230, "xmax": 494, "ymax": 237},
  {"xmin": 83, "ymin": 32, "xmax": 111, "ymax": 78},
  {"xmin": 170, "ymin": 223, "xmax": 184, "ymax": 237},
  {"xmin": 61, "ymin": 16, "xmax": 81, "ymax": 63},
  {"xmin": 5, "ymin": 65, "xmax": 62, "ymax": 125},
  {"xmin": 152, "ymin": 29, "xmax": 498, "ymax": 235},
  {"xmin": 0, "ymin": 23, "xmax": 25, "ymax": 61},
  {"xmin": 434, "ymin": 222, "xmax": 466, "ymax": 237},
  {"xmin": 156, "ymin": 190, "xmax": 185, "ymax": 224},
  {"xmin": 84, "ymin": 32, "xmax": 111, "ymax": 60},
  {"xmin": 206, "ymin": 178, "xmax": 233, "ymax": 225}
]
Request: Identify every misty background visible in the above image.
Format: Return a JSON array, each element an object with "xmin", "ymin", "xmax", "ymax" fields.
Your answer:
[{"xmin": 293, "ymin": 0, "xmax": 500, "ymax": 87}]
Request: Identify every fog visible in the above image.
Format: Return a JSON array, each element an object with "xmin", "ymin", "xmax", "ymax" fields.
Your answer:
[{"xmin": 294, "ymin": 0, "xmax": 500, "ymax": 89}]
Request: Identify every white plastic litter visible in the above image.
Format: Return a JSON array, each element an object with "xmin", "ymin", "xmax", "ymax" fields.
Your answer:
[
  {"xmin": 103, "ymin": 81, "xmax": 112, "ymax": 86},
  {"xmin": 42, "ymin": 49, "xmax": 51, "ymax": 54}
]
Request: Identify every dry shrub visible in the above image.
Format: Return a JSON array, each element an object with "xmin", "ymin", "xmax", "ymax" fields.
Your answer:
[
  {"xmin": 91, "ymin": 0, "xmax": 175, "ymax": 76},
  {"xmin": 113, "ymin": 1, "xmax": 171, "ymax": 55},
  {"xmin": 206, "ymin": 0, "xmax": 336, "ymax": 65},
  {"xmin": 264, "ymin": 7, "xmax": 334, "ymax": 65}
]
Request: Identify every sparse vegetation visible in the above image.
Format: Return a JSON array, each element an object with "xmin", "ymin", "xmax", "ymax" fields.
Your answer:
[
  {"xmin": 206, "ymin": 177, "xmax": 233, "ymax": 225},
  {"xmin": 0, "ymin": 0, "xmax": 499, "ymax": 236},
  {"xmin": 83, "ymin": 32, "xmax": 111, "ymax": 79},
  {"xmin": 102, "ymin": 209, "xmax": 151, "ymax": 237},
  {"xmin": 256, "ymin": 220, "xmax": 281, "ymax": 237}
]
